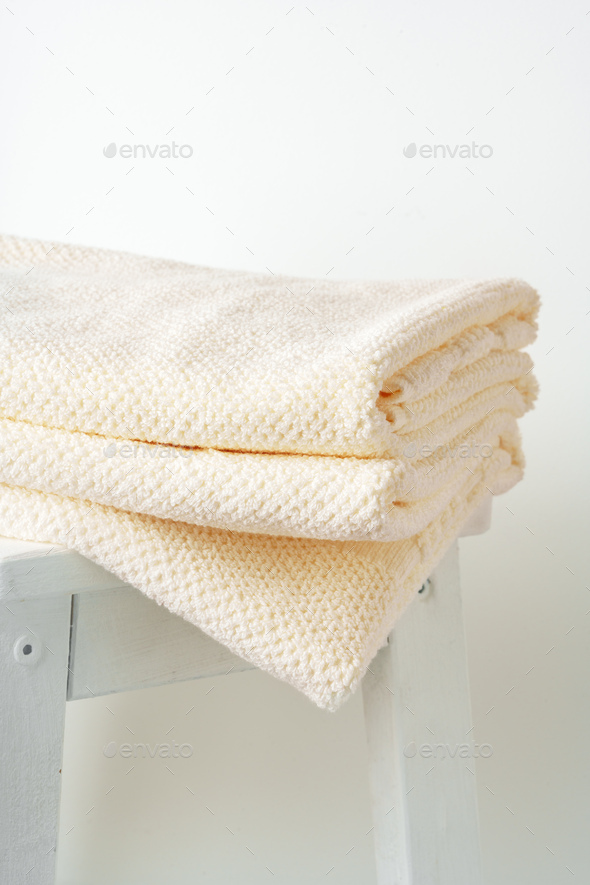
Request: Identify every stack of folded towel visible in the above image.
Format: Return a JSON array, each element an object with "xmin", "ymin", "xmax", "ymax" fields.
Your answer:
[{"xmin": 0, "ymin": 236, "xmax": 539, "ymax": 709}]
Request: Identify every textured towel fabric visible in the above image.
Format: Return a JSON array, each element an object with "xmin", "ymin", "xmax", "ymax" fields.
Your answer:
[
  {"xmin": 0, "ymin": 235, "xmax": 539, "ymax": 708},
  {"xmin": 0, "ymin": 408, "xmax": 527, "ymax": 542}
]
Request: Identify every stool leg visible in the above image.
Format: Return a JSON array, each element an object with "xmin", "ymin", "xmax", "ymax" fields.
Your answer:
[
  {"xmin": 0, "ymin": 594, "xmax": 71, "ymax": 885},
  {"xmin": 362, "ymin": 542, "xmax": 483, "ymax": 885}
]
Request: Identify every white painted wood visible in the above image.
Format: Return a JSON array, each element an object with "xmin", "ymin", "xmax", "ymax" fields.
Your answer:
[
  {"xmin": 0, "ymin": 546, "xmax": 128, "ymax": 601},
  {"xmin": 68, "ymin": 586, "xmax": 255, "ymax": 700},
  {"xmin": 0, "ymin": 592, "xmax": 71, "ymax": 885},
  {"xmin": 0, "ymin": 537, "xmax": 55, "ymax": 559},
  {"xmin": 362, "ymin": 641, "xmax": 412, "ymax": 883},
  {"xmin": 362, "ymin": 542, "xmax": 483, "ymax": 885}
]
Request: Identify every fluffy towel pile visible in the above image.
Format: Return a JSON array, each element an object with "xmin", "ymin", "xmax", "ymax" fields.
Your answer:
[{"xmin": 0, "ymin": 235, "xmax": 539, "ymax": 709}]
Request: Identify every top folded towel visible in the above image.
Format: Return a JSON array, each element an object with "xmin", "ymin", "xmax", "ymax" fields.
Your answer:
[{"xmin": 0, "ymin": 235, "xmax": 538, "ymax": 459}]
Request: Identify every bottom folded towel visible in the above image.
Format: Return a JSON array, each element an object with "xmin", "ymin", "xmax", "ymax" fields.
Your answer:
[{"xmin": 0, "ymin": 431, "xmax": 522, "ymax": 709}]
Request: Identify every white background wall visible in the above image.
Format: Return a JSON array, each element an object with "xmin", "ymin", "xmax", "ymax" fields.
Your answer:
[{"xmin": 1, "ymin": 0, "xmax": 589, "ymax": 882}]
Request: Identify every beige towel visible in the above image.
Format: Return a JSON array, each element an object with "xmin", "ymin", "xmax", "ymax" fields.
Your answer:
[{"xmin": 0, "ymin": 235, "xmax": 539, "ymax": 708}]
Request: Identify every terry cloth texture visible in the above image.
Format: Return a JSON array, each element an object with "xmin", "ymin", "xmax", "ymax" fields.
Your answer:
[{"xmin": 0, "ymin": 235, "xmax": 539, "ymax": 709}]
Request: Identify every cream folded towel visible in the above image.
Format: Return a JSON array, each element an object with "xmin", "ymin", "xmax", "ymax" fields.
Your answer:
[{"xmin": 0, "ymin": 235, "xmax": 539, "ymax": 708}]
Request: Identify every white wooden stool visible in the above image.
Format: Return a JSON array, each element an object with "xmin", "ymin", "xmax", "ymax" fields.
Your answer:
[{"xmin": 0, "ymin": 498, "xmax": 491, "ymax": 885}]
